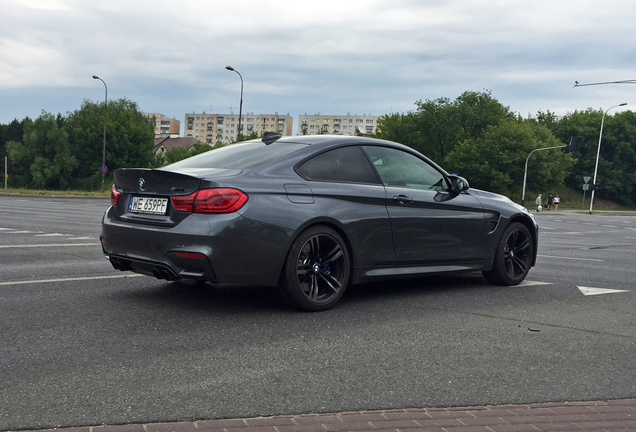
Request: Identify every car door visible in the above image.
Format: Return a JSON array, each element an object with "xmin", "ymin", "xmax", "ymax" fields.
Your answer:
[
  {"xmin": 361, "ymin": 145, "xmax": 487, "ymax": 265},
  {"xmin": 296, "ymin": 145, "xmax": 397, "ymax": 268}
]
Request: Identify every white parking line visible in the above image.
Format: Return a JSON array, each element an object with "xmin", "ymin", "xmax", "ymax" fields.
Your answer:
[
  {"xmin": 0, "ymin": 243, "xmax": 97, "ymax": 248},
  {"xmin": 537, "ymin": 255, "xmax": 603, "ymax": 262},
  {"xmin": 0, "ymin": 274, "xmax": 143, "ymax": 286}
]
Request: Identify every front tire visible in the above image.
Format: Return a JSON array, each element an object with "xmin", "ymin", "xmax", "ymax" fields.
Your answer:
[
  {"xmin": 280, "ymin": 225, "xmax": 350, "ymax": 311},
  {"xmin": 482, "ymin": 222, "xmax": 533, "ymax": 286}
]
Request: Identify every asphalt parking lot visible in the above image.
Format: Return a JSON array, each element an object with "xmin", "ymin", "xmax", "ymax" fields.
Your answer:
[{"xmin": 1, "ymin": 196, "xmax": 635, "ymax": 431}]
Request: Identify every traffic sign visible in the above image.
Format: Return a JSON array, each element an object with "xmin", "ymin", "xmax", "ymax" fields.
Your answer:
[
  {"xmin": 584, "ymin": 176, "xmax": 591, "ymax": 184},
  {"xmin": 102, "ymin": 165, "xmax": 108, "ymax": 174}
]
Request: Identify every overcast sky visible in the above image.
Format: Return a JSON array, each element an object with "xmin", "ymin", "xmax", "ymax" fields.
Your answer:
[{"xmin": 2, "ymin": 0, "xmax": 635, "ymax": 134}]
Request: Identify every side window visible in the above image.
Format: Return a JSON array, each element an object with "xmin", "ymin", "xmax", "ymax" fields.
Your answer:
[
  {"xmin": 361, "ymin": 146, "xmax": 447, "ymax": 191},
  {"xmin": 297, "ymin": 146, "xmax": 380, "ymax": 184}
]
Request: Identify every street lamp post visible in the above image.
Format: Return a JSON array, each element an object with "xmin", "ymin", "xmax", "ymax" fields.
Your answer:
[
  {"xmin": 92, "ymin": 75, "xmax": 108, "ymax": 192},
  {"xmin": 521, "ymin": 145, "xmax": 567, "ymax": 207},
  {"xmin": 225, "ymin": 66, "xmax": 243, "ymax": 142},
  {"xmin": 589, "ymin": 103, "xmax": 627, "ymax": 213}
]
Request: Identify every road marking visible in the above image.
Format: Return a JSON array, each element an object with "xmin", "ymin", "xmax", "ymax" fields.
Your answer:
[
  {"xmin": 518, "ymin": 280, "xmax": 553, "ymax": 287},
  {"xmin": 537, "ymin": 255, "xmax": 603, "ymax": 262},
  {"xmin": 0, "ymin": 274, "xmax": 144, "ymax": 286},
  {"xmin": 602, "ymin": 225, "xmax": 618, "ymax": 228},
  {"xmin": 549, "ymin": 241, "xmax": 610, "ymax": 247},
  {"xmin": 0, "ymin": 243, "xmax": 97, "ymax": 248},
  {"xmin": 34, "ymin": 233, "xmax": 67, "ymax": 237},
  {"xmin": 578, "ymin": 286, "xmax": 629, "ymax": 296},
  {"xmin": 558, "ymin": 232, "xmax": 584, "ymax": 235}
]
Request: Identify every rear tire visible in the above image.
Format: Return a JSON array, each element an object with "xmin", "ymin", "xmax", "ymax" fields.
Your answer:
[
  {"xmin": 482, "ymin": 222, "xmax": 533, "ymax": 286},
  {"xmin": 280, "ymin": 225, "xmax": 350, "ymax": 311}
]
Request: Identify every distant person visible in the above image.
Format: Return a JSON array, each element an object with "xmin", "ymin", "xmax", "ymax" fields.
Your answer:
[
  {"xmin": 553, "ymin": 194, "xmax": 560, "ymax": 210},
  {"xmin": 535, "ymin": 194, "xmax": 542, "ymax": 212},
  {"xmin": 547, "ymin": 194, "xmax": 553, "ymax": 211}
]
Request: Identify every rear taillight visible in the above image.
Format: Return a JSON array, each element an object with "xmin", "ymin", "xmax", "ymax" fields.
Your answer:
[
  {"xmin": 171, "ymin": 188, "xmax": 248, "ymax": 214},
  {"xmin": 111, "ymin": 185, "xmax": 122, "ymax": 206},
  {"xmin": 171, "ymin": 192, "xmax": 195, "ymax": 212}
]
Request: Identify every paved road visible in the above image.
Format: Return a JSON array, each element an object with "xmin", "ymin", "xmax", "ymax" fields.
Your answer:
[{"xmin": 1, "ymin": 196, "xmax": 635, "ymax": 430}]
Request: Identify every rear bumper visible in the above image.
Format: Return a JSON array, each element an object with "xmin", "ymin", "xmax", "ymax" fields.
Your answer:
[{"xmin": 100, "ymin": 206, "xmax": 293, "ymax": 286}]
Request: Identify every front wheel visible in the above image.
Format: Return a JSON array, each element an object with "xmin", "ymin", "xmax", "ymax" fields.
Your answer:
[
  {"xmin": 482, "ymin": 222, "xmax": 533, "ymax": 286},
  {"xmin": 280, "ymin": 226, "xmax": 350, "ymax": 311}
]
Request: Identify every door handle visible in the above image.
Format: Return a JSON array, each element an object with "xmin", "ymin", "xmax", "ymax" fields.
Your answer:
[{"xmin": 393, "ymin": 195, "xmax": 413, "ymax": 205}]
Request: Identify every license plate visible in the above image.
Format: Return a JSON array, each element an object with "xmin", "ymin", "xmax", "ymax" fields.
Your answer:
[{"xmin": 129, "ymin": 196, "xmax": 168, "ymax": 215}]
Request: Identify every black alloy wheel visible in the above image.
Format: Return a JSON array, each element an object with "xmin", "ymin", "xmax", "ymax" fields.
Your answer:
[
  {"xmin": 281, "ymin": 225, "xmax": 350, "ymax": 311},
  {"xmin": 483, "ymin": 222, "xmax": 533, "ymax": 286}
]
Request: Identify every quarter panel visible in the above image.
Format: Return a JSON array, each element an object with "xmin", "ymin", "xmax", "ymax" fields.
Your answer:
[{"xmin": 237, "ymin": 180, "xmax": 397, "ymax": 268}]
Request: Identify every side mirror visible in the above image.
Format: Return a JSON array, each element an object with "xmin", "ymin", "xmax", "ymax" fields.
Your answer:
[{"xmin": 448, "ymin": 175, "xmax": 469, "ymax": 194}]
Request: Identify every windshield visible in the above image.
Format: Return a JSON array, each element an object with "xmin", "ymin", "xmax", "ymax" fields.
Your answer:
[{"xmin": 163, "ymin": 141, "xmax": 307, "ymax": 170}]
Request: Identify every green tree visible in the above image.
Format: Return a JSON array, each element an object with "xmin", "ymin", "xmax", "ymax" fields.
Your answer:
[
  {"xmin": 548, "ymin": 109, "xmax": 636, "ymax": 205},
  {"xmin": 1, "ymin": 118, "xmax": 26, "ymax": 177},
  {"xmin": 376, "ymin": 90, "xmax": 513, "ymax": 161},
  {"xmin": 375, "ymin": 112, "xmax": 421, "ymax": 152},
  {"xmin": 67, "ymin": 98, "xmax": 154, "ymax": 187},
  {"xmin": 6, "ymin": 111, "xmax": 77, "ymax": 189},
  {"xmin": 237, "ymin": 131, "xmax": 260, "ymax": 142},
  {"xmin": 445, "ymin": 119, "xmax": 575, "ymax": 198},
  {"xmin": 156, "ymin": 142, "xmax": 223, "ymax": 166}
]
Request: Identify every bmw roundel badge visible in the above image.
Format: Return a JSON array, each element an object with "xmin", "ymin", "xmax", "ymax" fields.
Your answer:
[{"xmin": 138, "ymin": 178, "xmax": 146, "ymax": 191}]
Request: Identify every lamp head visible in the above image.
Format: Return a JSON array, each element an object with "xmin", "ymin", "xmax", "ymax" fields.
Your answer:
[
  {"xmin": 620, "ymin": 103, "xmax": 628, "ymax": 106},
  {"xmin": 225, "ymin": 66, "xmax": 234, "ymax": 71},
  {"xmin": 92, "ymin": 75, "xmax": 99, "ymax": 79}
]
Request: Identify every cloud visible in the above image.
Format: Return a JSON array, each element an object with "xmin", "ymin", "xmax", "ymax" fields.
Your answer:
[{"xmin": 1, "ymin": 0, "xmax": 635, "ymax": 126}]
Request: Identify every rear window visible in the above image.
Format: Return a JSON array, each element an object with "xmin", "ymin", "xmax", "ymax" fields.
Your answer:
[{"xmin": 163, "ymin": 142, "xmax": 307, "ymax": 170}]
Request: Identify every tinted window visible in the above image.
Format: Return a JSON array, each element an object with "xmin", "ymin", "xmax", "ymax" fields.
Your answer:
[
  {"xmin": 361, "ymin": 146, "xmax": 447, "ymax": 191},
  {"xmin": 298, "ymin": 146, "xmax": 380, "ymax": 184},
  {"xmin": 164, "ymin": 142, "xmax": 307, "ymax": 170}
]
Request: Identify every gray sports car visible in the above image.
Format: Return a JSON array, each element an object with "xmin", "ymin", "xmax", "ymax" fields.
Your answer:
[{"xmin": 101, "ymin": 134, "xmax": 538, "ymax": 311}]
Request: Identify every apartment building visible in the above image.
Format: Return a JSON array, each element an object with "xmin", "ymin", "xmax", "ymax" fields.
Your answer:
[
  {"xmin": 185, "ymin": 113, "xmax": 294, "ymax": 144},
  {"xmin": 144, "ymin": 113, "xmax": 180, "ymax": 137},
  {"xmin": 297, "ymin": 114, "xmax": 381, "ymax": 136}
]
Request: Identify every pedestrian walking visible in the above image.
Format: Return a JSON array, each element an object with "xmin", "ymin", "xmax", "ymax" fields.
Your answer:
[
  {"xmin": 553, "ymin": 194, "xmax": 560, "ymax": 210},
  {"xmin": 535, "ymin": 194, "xmax": 542, "ymax": 212},
  {"xmin": 547, "ymin": 194, "xmax": 553, "ymax": 211}
]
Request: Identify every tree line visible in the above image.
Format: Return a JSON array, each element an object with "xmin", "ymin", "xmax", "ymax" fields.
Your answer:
[
  {"xmin": 0, "ymin": 100, "xmax": 275, "ymax": 191},
  {"xmin": 374, "ymin": 91, "xmax": 636, "ymax": 205},
  {"xmin": 2, "ymin": 91, "xmax": 635, "ymax": 205},
  {"xmin": 1, "ymin": 99, "xmax": 156, "ymax": 190}
]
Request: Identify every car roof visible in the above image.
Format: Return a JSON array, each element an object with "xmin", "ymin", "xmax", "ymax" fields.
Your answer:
[{"xmin": 249, "ymin": 134, "xmax": 399, "ymax": 148}]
